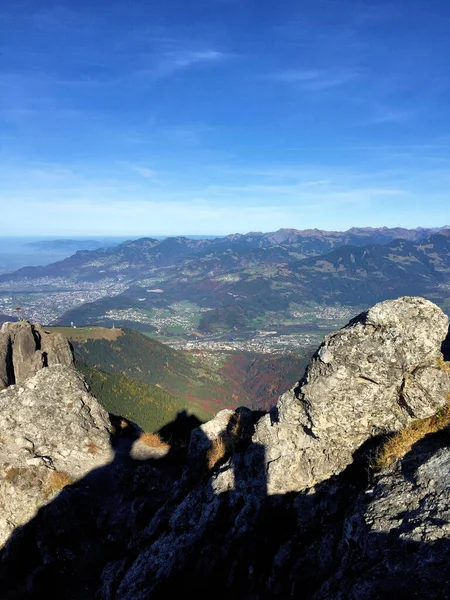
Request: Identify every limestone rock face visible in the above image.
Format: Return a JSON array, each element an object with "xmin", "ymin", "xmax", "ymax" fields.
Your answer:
[
  {"xmin": 0, "ymin": 365, "xmax": 113, "ymax": 546},
  {"xmin": 0, "ymin": 321, "xmax": 73, "ymax": 387},
  {"xmin": 319, "ymin": 432, "xmax": 450, "ymax": 599},
  {"xmin": 255, "ymin": 296, "xmax": 450, "ymax": 494}
]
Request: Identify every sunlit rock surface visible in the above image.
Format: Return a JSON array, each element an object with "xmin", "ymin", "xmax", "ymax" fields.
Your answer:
[{"xmin": 0, "ymin": 321, "xmax": 73, "ymax": 387}]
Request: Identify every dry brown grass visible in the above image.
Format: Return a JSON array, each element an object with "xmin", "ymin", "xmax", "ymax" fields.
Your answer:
[
  {"xmin": 206, "ymin": 412, "xmax": 245, "ymax": 471},
  {"xmin": 436, "ymin": 357, "xmax": 450, "ymax": 373},
  {"xmin": 138, "ymin": 433, "xmax": 170, "ymax": 450},
  {"xmin": 206, "ymin": 437, "xmax": 228, "ymax": 470},
  {"xmin": 375, "ymin": 400, "xmax": 450, "ymax": 470},
  {"xmin": 44, "ymin": 470, "xmax": 74, "ymax": 495}
]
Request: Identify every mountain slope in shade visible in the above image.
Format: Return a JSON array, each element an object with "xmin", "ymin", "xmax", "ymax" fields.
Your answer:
[{"xmin": 47, "ymin": 327, "xmax": 313, "ymax": 430}]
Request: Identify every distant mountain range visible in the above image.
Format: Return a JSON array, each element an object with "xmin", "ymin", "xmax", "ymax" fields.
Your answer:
[
  {"xmin": 3, "ymin": 226, "xmax": 446, "ymax": 282},
  {"xmin": 2, "ymin": 226, "xmax": 449, "ymax": 334}
]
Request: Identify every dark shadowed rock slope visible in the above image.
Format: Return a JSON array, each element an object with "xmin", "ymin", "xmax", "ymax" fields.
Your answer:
[{"xmin": 0, "ymin": 297, "xmax": 450, "ymax": 599}]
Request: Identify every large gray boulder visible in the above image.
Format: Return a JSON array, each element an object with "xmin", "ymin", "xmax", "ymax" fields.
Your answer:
[
  {"xmin": 0, "ymin": 321, "xmax": 73, "ymax": 387},
  {"xmin": 0, "ymin": 364, "xmax": 113, "ymax": 546},
  {"xmin": 255, "ymin": 296, "xmax": 450, "ymax": 493}
]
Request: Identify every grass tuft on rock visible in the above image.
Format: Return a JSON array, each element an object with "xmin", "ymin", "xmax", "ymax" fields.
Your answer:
[
  {"xmin": 44, "ymin": 471, "xmax": 74, "ymax": 496},
  {"xmin": 436, "ymin": 357, "xmax": 450, "ymax": 373},
  {"xmin": 138, "ymin": 433, "xmax": 170, "ymax": 450},
  {"xmin": 375, "ymin": 399, "xmax": 450, "ymax": 470}
]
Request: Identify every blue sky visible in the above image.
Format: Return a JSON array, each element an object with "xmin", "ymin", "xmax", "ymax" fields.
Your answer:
[{"xmin": 1, "ymin": 0, "xmax": 449, "ymax": 235}]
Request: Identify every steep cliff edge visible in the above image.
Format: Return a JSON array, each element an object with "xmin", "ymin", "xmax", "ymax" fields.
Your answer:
[{"xmin": 0, "ymin": 298, "xmax": 449, "ymax": 599}]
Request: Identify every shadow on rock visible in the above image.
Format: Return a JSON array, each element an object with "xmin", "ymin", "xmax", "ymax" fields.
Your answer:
[
  {"xmin": 2, "ymin": 409, "xmax": 450, "ymax": 600},
  {"xmin": 0, "ymin": 411, "xmax": 201, "ymax": 600},
  {"xmin": 442, "ymin": 325, "xmax": 450, "ymax": 361},
  {"xmin": 106, "ymin": 429, "xmax": 450, "ymax": 600}
]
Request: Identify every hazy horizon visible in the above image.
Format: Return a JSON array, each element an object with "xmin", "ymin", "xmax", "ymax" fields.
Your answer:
[{"xmin": 1, "ymin": 224, "xmax": 449, "ymax": 241}]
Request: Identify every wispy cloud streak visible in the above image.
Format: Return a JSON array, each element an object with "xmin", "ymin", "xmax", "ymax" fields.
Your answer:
[{"xmin": 268, "ymin": 68, "xmax": 357, "ymax": 90}]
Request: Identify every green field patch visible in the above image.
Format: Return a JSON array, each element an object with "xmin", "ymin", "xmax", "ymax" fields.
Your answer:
[{"xmin": 165, "ymin": 325, "xmax": 189, "ymax": 334}]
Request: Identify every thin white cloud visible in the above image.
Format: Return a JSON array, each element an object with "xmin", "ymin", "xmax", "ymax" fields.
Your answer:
[
  {"xmin": 155, "ymin": 49, "xmax": 229, "ymax": 77},
  {"xmin": 168, "ymin": 50, "xmax": 226, "ymax": 68},
  {"xmin": 268, "ymin": 68, "xmax": 357, "ymax": 90},
  {"xmin": 2, "ymin": 143, "xmax": 449, "ymax": 236},
  {"xmin": 3, "ymin": 187, "xmax": 447, "ymax": 236}
]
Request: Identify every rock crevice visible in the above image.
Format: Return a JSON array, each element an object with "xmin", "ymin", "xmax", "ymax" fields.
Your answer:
[{"xmin": 0, "ymin": 321, "xmax": 73, "ymax": 387}]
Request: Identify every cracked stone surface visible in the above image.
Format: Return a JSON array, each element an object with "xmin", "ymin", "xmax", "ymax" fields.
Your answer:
[
  {"xmin": 0, "ymin": 365, "xmax": 113, "ymax": 546},
  {"xmin": 254, "ymin": 296, "xmax": 450, "ymax": 494},
  {"xmin": 317, "ymin": 432, "xmax": 450, "ymax": 599}
]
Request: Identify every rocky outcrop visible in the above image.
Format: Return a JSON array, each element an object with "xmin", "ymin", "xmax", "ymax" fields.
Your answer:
[
  {"xmin": 255, "ymin": 296, "xmax": 449, "ymax": 494},
  {"xmin": 0, "ymin": 321, "xmax": 108, "ymax": 546},
  {"xmin": 0, "ymin": 296, "xmax": 449, "ymax": 600},
  {"xmin": 0, "ymin": 365, "xmax": 113, "ymax": 546},
  {"xmin": 0, "ymin": 321, "xmax": 73, "ymax": 387}
]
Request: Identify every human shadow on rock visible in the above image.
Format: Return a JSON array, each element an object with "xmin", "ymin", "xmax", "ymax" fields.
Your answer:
[
  {"xmin": 442, "ymin": 325, "xmax": 450, "ymax": 361},
  {"xmin": 0, "ymin": 411, "xmax": 200, "ymax": 600},
  {"xmin": 3, "ymin": 407, "xmax": 450, "ymax": 600},
  {"xmin": 109, "ymin": 429, "xmax": 450, "ymax": 600}
]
